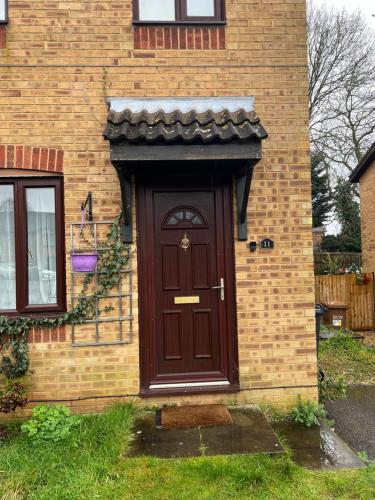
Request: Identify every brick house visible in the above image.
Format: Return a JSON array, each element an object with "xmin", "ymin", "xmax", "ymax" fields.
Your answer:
[
  {"xmin": 0, "ymin": 0, "xmax": 317, "ymax": 414},
  {"xmin": 350, "ymin": 141, "xmax": 375, "ymax": 273}
]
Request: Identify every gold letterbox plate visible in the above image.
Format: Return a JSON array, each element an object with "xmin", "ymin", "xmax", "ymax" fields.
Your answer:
[{"xmin": 174, "ymin": 296, "xmax": 200, "ymax": 305}]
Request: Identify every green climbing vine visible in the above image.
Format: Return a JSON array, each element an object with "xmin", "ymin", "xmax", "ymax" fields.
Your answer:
[{"xmin": 0, "ymin": 215, "xmax": 129, "ymax": 381}]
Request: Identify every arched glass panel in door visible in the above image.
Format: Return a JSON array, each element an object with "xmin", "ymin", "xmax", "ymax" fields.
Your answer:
[{"xmin": 164, "ymin": 208, "xmax": 206, "ymax": 227}]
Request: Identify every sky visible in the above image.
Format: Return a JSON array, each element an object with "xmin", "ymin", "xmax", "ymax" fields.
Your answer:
[{"xmin": 313, "ymin": 0, "xmax": 375, "ymax": 27}]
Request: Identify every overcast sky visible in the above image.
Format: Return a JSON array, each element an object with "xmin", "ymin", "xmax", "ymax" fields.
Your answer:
[{"xmin": 313, "ymin": 0, "xmax": 375, "ymax": 26}]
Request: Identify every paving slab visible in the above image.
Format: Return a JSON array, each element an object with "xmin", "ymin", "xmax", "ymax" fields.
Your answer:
[
  {"xmin": 273, "ymin": 422, "xmax": 321, "ymax": 468},
  {"xmin": 128, "ymin": 413, "xmax": 202, "ymax": 458},
  {"xmin": 128, "ymin": 408, "xmax": 283, "ymax": 459},
  {"xmin": 274, "ymin": 420, "xmax": 365, "ymax": 469},
  {"xmin": 202, "ymin": 409, "xmax": 283, "ymax": 456}
]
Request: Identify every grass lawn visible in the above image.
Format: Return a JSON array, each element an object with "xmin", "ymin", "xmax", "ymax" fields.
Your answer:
[
  {"xmin": 0, "ymin": 404, "xmax": 374, "ymax": 499},
  {"xmin": 319, "ymin": 331, "xmax": 375, "ymax": 386}
]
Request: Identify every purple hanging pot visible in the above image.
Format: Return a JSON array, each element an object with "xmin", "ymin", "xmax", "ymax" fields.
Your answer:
[{"xmin": 71, "ymin": 253, "xmax": 98, "ymax": 273}]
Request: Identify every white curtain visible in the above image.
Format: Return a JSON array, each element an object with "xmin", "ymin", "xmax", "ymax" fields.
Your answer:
[
  {"xmin": 26, "ymin": 188, "xmax": 57, "ymax": 305},
  {"xmin": 0, "ymin": 185, "xmax": 16, "ymax": 310}
]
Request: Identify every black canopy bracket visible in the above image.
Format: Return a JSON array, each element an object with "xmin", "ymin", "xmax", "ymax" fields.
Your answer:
[
  {"xmin": 115, "ymin": 165, "xmax": 133, "ymax": 244},
  {"xmin": 236, "ymin": 161, "xmax": 255, "ymax": 241},
  {"xmin": 81, "ymin": 192, "xmax": 93, "ymax": 222}
]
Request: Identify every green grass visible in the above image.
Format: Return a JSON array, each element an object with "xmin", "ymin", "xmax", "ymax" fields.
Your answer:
[
  {"xmin": 319, "ymin": 330, "xmax": 375, "ymax": 385},
  {"xmin": 0, "ymin": 403, "xmax": 374, "ymax": 499}
]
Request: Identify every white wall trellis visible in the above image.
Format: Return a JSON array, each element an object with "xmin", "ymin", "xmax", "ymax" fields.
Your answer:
[{"xmin": 69, "ymin": 220, "xmax": 133, "ymax": 347}]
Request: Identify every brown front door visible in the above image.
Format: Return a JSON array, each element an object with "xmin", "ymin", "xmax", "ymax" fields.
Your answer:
[{"xmin": 137, "ymin": 172, "xmax": 239, "ymax": 395}]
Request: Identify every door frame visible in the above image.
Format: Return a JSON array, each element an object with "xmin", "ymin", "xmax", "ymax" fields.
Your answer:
[{"xmin": 136, "ymin": 169, "xmax": 239, "ymax": 397}]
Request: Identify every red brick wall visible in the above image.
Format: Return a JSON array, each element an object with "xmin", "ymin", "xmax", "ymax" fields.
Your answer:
[
  {"xmin": 134, "ymin": 26, "xmax": 225, "ymax": 50},
  {"xmin": 0, "ymin": 27, "xmax": 5, "ymax": 49},
  {"xmin": 0, "ymin": 145, "xmax": 64, "ymax": 173}
]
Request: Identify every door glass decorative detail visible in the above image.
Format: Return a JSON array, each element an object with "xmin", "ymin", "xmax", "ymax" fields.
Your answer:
[
  {"xmin": 180, "ymin": 232, "xmax": 191, "ymax": 252},
  {"xmin": 165, "ymin": 208, "xmax": 205, "ymax": 226}
]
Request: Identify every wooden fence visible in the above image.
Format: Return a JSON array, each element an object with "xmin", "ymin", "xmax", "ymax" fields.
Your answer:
[{"xmin": 315, "ymin": 274, "xmax": 375, "ymax": 331}]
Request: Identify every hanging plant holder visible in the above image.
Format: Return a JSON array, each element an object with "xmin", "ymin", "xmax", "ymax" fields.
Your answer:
[
  {"xmin": 71, "ymin": 253, "xmax": 98, "ymax": 273},
  {"xmin": 70, "ymin": 203, "xmax": 98, "ymax": 273}
]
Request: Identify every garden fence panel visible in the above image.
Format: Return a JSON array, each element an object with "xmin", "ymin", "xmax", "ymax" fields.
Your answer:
[{"xmin": 315, "ymin": 274, "xmax": 375, "ymax": 331}]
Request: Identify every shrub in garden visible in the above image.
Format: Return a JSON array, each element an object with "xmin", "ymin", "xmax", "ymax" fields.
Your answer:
[
  {"xmin": 0, "ymin": 382, "xmax": 27, "ymax": 413},
  {"xmin": 21, "ymin": 404, "xmax": 82, "ymax": 442},
  {"xmin": 290, "ymin": 397, "xmax": 326, "ymax": 427}
]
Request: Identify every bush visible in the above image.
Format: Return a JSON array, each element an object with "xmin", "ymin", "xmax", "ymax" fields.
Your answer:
[
  {"xmin": 0, "ymin": 382, "xmax": 27, "ymax": 413},
  {"xmin": 290, "ymin": 397, "xmax": 326, "ymax": 427},
  {"xmin": 21, "ymin": 404, "xmax": 82, "ymax": 442}
]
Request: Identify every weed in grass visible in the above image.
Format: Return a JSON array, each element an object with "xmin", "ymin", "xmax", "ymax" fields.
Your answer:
[
  {"xmin": 21, "ymin": 404, "xmax": 82, "ymax": 443},
  {"xmin": 319, "ymin": 372, "xmax": 347, "ymax": 402},
  {"xmin": 357, "ymin": 451, "xmax": 375, "ymax": 467},
  {"xmin": 262, "ymin": 404, "xmax": 289, "ymax": 424}
]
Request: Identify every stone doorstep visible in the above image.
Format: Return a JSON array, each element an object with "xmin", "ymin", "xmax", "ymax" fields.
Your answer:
[
  {"xmin": 129, "ymin": 408, "xmax": 366, "ymax": 469},
  {"xmin": 128, "ymin": 408, "xmax": 284, "ymax": 459}
]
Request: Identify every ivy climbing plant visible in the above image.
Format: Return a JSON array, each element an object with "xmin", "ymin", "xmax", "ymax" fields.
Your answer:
[{"xmin": 0, "ymin": 215, "xmax": 129, "ymax": 382}]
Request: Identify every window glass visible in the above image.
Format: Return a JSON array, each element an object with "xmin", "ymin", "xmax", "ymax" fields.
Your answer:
[
  {"xmin": 26, "ymin": 187, "xmax": 57, "ymax": 305},
  {"xmin": 0, "ymin": 1, "xmax": 7, "ymax": 23},
  {"xmin": 166, "ymin": 208, "xmax": 204, "ymax": 226},
  {"xmin": 187, "ymin": 0, "xmax": 215, "ymax": 17},
  {"xmin": 0, "ymin": 185, "xmax": 16, "ymax": 310},
  {"xmin": 139, "ymin": 0, "xmax": 175, "ymax": 21}
]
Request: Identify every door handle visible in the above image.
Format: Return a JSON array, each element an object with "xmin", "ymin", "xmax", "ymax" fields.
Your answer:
[{"xmin": 211, "ymin": 278, "xmax": 225, "ymax": 301}]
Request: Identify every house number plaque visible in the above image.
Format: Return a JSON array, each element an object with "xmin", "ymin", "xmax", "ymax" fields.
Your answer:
[
  {"xmin": 260, "ymin": 238, "xmax": 274, "ymax": 249},
  {"xmin": 174, "ymin": 296, "xmax": 200, "ymax": 305}
]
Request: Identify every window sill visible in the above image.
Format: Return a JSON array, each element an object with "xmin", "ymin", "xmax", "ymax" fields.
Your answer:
[
  {"xmin": 133, "ymin": 20, "xmax": 226, "ymax": 26},
  {"xmin": 0, "ymin": 311, "xmax": 66, "ymax": 320}
]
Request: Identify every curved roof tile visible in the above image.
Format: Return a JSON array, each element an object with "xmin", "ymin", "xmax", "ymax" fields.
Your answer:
[{"xmin": 104, "ymin": 108, "xmax": 268, "ymax": 144}]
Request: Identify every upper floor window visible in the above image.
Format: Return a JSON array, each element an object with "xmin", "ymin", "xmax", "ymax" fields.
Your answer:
[
  {"xmin": 0, "ymin": 0, "xmax": 8, "ymax": 24},
  {"xmin": 0, "ymin": 178, "xmax": 65, "ymax": 316},
  {"xmin": 133, "ymin": 0, "xmax": 225, "ymax": 24}
]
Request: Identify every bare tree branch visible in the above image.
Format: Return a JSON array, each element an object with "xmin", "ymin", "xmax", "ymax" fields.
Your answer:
[{"xmin": 307, "ymin": 0, "xmax": 375, "ymax": 180}]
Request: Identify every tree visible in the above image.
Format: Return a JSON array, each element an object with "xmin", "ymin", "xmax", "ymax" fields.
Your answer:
[
  {"xmin": 334, "ymin": 177, "xmax": 361, "ymax": 252},
  {"xmin": 308, "ymin": 2, "xmax": 375, "ymax": 181},
  {"xmin": 321, "ymin": 177, "xmax": 361, "ymax": 252},
  {"xmin": 311, "ymin": 152, "xmax": 333, "ymax": 227}
]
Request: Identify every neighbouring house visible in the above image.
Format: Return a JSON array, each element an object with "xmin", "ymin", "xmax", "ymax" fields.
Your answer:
[
  {"xmin": 0, "ymin": 0, "xmax": 317, "ymax": 414},
  {"xmin": 350, "ymin": 141, "xmax": 375, "ymax": 274}
]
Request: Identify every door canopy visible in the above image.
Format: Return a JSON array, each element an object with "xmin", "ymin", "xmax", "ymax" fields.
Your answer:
[{"xmin": 103, "ymin": 97, "xmax": 268, "ymax": 242}]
